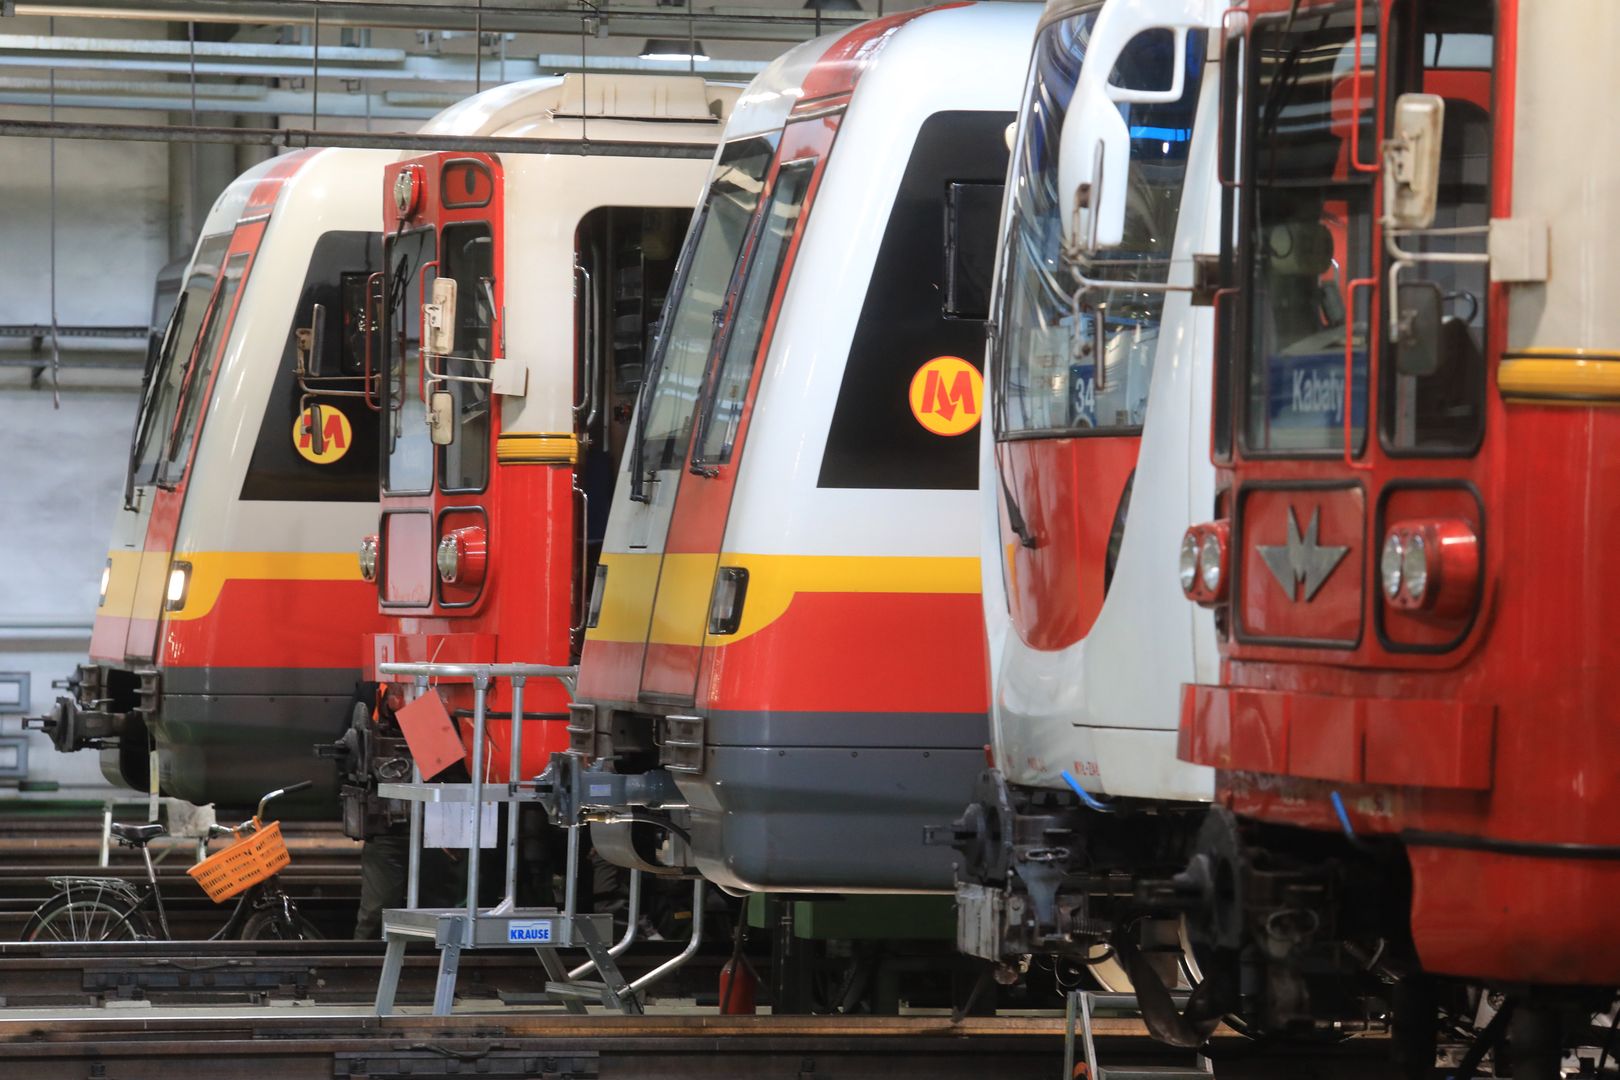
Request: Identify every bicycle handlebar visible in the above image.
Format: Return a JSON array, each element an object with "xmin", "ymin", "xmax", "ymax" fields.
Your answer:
[{"xmin": 252, "ymin": 780, "xmax": 314, "ymax": 825}]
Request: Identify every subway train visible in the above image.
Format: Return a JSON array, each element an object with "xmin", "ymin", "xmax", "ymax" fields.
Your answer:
[
  {"xmin": 936, "ymin": 0, "xmax": 1222, "ymax": 1006},
  {"xmin": 38, "ymin": 147, "xmax": 392, "ymax": 817},
  {"xmin": 328, "ymin": 74, "xmax": 736, "ymax": 840},
  {"xmin": 566, "ymin": 2, "xmax": 1040, "ymax": 895},
  {"xmin": 1162, "ymin": 0, "xmax": 1620, "ymax": 1071}
]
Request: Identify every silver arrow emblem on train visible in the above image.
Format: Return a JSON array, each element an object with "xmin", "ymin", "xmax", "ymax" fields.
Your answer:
[{"xmin": 1258, "ymin": 507, "xmax": 1348, "ymax": 603}]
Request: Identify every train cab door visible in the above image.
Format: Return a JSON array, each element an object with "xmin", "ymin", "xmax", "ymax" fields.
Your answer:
[
  {"xmin": 635, "ymin": 121, "xmax": 829, "ymax": 704},
  {"xmin": 569, "ymin": 207, "xmax": 689, "ymax": 654},
  {"xmin": 117, "ymin": 192, "xmax": 272, "ymax": 661},
  {"xmin": 376, "ymin": 156, "xmax": 500, "ymax": 628}
]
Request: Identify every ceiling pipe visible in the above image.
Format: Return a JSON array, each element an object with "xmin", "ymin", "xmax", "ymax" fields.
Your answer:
[
  {"xmin": 0, "ymin": 116, "xmax": 725, "ymax": 156},
  {"xmin": 13, "ymin": 1, "xmax": 869, "ymax": 42}
]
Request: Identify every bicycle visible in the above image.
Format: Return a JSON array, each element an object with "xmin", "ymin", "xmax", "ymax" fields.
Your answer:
[{"xmin": 23, "ymin": 781, "xmax": 322, "ymax": 942}]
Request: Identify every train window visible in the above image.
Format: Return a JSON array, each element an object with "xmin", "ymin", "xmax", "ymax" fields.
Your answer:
[
  {"xmin": 1238, "ymin": 9, "xmax": 1376, "ymax": 456},
  {"xmin": 240, "ymin": 230, "xmax": 381, "ymax": 502},
  {"xmin": 159, "ymin": 251, "xmax": 249, "ymax": 485},
  {"xmin": 944, "ymin": 182, "xmax": 1001, "ymax": 320},
  {"xmin": 693, "ymin": 160, "xmax": 813, "ymax": 466},
  {"xmin": 993, "ymin": 17, "xmax": 1202, "ymax": 439},
  {"xmin": 635, "ymin": 136, "xmax": 776, "ymax": 484},
  {"xmin": 437, "ymin": 222, "xmax": 494, "ymax": 493},
  {"xmin": 128, "ymin": 231, "xmax": 230, "ymax": 490},
  {"xmin": 383, "ymin": 227, "xmax": 437, "ymax": 494},
  {"xmin": 441, "ymin": 158, "xmax": 494, "ymax": 210},
  {"xmin": 1379, "ymin": 0, "xmax": 1492, "ymax": 454},
  {"xmin": 817, "ymin": 110, "xmax": 1013, "ymax": 490}
]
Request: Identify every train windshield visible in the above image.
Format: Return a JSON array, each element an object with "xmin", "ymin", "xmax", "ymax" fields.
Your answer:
[
  {"xmin": 383, "ymin": 227, "xmax": 437, "ymax": 493},
  {"xmin": 632, "ymin": 135, "xmax": 776, "ymax": 487},
  {"xmin": 1237, "ymin": 11, "xmax": 1375, "ymax": 455},
  {"xmin": 127, "ymin": 231, "xmax": 236, "ymax": 490},
  {"xmin": 995, "ymin": 14, "xmax": 1203, "ymax": 438}
]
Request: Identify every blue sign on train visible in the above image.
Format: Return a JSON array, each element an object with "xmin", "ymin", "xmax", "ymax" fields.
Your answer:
[{"xmin": 1260, "ymin": 346, "xmax": 1368, "ymax": 446}]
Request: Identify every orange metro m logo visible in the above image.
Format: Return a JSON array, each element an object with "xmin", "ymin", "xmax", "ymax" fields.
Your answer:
[
  {"xmin": 909, "ymin": 355, "xmax": 983, "ymax": 437},
  {"xmin": 293, "ymin": 405, "xmax": 353, "ymax": 465}
]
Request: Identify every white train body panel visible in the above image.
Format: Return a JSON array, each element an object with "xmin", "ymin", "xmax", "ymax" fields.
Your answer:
[{"xmin": 983, "ymin": 0, "xmax": 1221, "ymax": 804}]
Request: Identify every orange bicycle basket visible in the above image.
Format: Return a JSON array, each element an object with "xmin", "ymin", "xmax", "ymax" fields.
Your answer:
[{"xmin": 186, "ymin": 819, "xmax": 291, "ymax": 902}]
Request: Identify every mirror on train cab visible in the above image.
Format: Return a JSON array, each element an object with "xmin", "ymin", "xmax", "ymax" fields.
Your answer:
[
  {"xmin": 1060, "ymin": 23, "xmax": 1195, "ymax": 255},
  {"xmin": 1384, "ymin": 93, "xmax": 1446, "ymax": 230},
  {"xmin": 429, "ymin": 388, "xmax": 455, "ymax": 446},
  {"xmin": 424, "ymin": 276, "xmax": 457, "ymax": 358},
  {"xmin": 296, "ymin": 301, "xmax": 330, "ymax": 378},
  {"xmin": 1394, "ymin": 280, "xmax": 1444, "ymax": 377},
  {"xmin": 1058, "ymin": 84, "xmax": 1129, "ymax": 254}
]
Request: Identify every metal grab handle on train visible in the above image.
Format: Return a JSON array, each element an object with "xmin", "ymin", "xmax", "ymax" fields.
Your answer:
[
  {"xmin": 574, "ymin": 263, "xmax": 597, "ymax": 424},
  {"xmin": 571, "ymin": 481, "xmax": 590, "ymax": 637}
]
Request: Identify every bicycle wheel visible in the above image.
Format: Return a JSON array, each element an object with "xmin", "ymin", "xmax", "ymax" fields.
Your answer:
[
  {"xmin": 25, "ymin": 886, "xmax": 152, "ymax": 942},
  {"xmin": 240, "ymin": 906, "xmax": 323, "ymax": 941}
]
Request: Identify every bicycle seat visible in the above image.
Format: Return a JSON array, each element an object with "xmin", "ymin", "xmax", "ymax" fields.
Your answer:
[{"xmin": 110, "ymin": 822, "xmax": 167, "ymax": 846}]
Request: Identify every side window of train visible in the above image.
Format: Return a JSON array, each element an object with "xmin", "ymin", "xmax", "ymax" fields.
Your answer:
[
  {"xmin": 240, "ymin": 231, "xmax": 383, "ymax": 502},
  {"xmin": 437, "ymin": 222, "xmax": 494, "ymax": 493},
  {"xmin": 817, "ymin": 110, "xmax": 1014, "ymax": 490},
  {"xmin": 635, "ymin": 136, "xmax": 777, "ymax": 482},
  {"xmin": 160, "ymin": 251, "xmax": 250, "ymax": 486},
  {"xmin": 693, "ymin": 160, "xmax": 815, "ymax": 466},
  {"xmin": 1379, "ymin": 0, "xmax": 1493, "ymax": 455}
]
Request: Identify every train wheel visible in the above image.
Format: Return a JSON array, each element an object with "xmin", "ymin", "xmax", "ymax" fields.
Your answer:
[{"xmin": 24, "ymin": 889, "xmax": 152, "ymax": 942}]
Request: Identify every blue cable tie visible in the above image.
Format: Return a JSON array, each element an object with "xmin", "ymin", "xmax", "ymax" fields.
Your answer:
[
  {"xmin": 1330, "ymin": 790, "xmax": 1356, "ymax": 841},
  {"xmin": 1061, "ymin": 769, "xmax": 1115, "ymax": 813}
]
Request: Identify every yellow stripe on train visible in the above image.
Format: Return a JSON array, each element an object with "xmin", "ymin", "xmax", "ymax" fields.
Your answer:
[
  {"xmin": 589, "ymin": 552, "xmax": 980, "ymax": 647},
  {"xmin": 101, "ymin": 549, "xmax": 364, "ymax": 623}
]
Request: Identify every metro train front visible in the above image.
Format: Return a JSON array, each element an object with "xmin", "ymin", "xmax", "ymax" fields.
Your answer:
[
  {"xmin": 936, "ymin": 0, "xmax": 1225, "ymax": 989},
  {"xmin": 37, "ymin": 149, "xmax": 391, "ymax": 816},
  {"xmin": 570, "ymin": 3, "xmax": 1039, "ymax": 893}
]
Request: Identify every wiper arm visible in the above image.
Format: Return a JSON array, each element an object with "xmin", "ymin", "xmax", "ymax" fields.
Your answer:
[{"xmin": 995, "ymin": 443, "xmax": 1038, "ymax": 550}]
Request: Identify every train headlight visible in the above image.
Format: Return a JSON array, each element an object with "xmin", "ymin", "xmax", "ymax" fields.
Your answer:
[
  {"xmin": 1178, "ymin": 531, "xmax": 1199, "ymax": 594},
  {"xmin": 436, "ymin": 534, "xmax": 461, "ymax": 583},
  {"xmin": 1401, "ymin": 531, "xmax": 1429, "ymax": 603},
  {"xmin": 1380, "ymin": 532, "xmax": 1404, "ymax": 601},
  {"xmin": 1198, "ymin": 533, "xmax": 1224, "ymax": 594},
  {"xmin": 1382, "ymin": 519, "xmax": 1480, "ymax": 616},
  {"xmin": 392, "ymin": 166, "xmax": 422, "ymax": 218},
  {"xmin": 99, "ymin": 558, "xmax": 111, "ymax": 608},
  {"xmin": 708, "ymin": 566, "xmax": 749, "ymax": 635},
  {"xmin": 1179, "ymin": 521, "xmax": 1229, "ymax": 606},
  {"xmin": 358, "ymin": 534, "xmax": 379, "ymax": 583},
  {"xmin": 436, "ymin": 526, "xmax": 487, "ymax": 587},
  {"xmin": 165, "ymin": 561, "xmax": 192, "ymax": 612}
]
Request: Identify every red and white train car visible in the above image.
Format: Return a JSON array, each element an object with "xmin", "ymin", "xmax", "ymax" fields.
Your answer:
[
  {"xmin": 42, "ymin": 148, "xmax": 391, "ymax": 816},
  {"xmin": 1167, "ymin": 0, "xmax": 1620, "ymax": 1066},
  {"xmin": 346, "ymin": 76, "xmax": 735, "ymax": 821},
  {"xmin": 943, "ymin": 0, "xmax": 1225, "ymax": 997},
  {"xmin": 571, "ymin": 3, "xmax": 1038, "ymax": 893}
]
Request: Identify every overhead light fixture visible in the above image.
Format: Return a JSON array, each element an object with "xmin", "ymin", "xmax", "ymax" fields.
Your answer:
[
  {"xmin": 640, "ymin": 38, "xmax": 709, "ymax": 62},
  {"xmin": 804, "ymin": 0, "xmax": 864, "ymax": 10}
]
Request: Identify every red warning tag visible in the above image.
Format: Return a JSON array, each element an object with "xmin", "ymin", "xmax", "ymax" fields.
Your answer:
[{"xmin": 395, "ymin": 690, "xmax": 464, "ymax": 780}]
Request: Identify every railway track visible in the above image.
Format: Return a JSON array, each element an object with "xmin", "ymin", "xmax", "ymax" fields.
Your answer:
[
  {"xmin": 0, "ymin": 1013, "xmax": 1393, "ymax": 1079},
  {"xmin": 0, "ymin": 939, "xmax": 730, "ymax": 1009}
]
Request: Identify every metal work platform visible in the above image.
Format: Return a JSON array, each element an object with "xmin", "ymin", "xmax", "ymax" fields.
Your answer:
[{"xmin": 372, "ymin": 662, "xmax": 703, "ymax": 1018}]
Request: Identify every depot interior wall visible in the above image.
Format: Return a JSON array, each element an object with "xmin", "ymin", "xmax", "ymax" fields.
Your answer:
[{"xmin": 0, "ymin": 16, "xmax": 214, "ymax": 790}]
